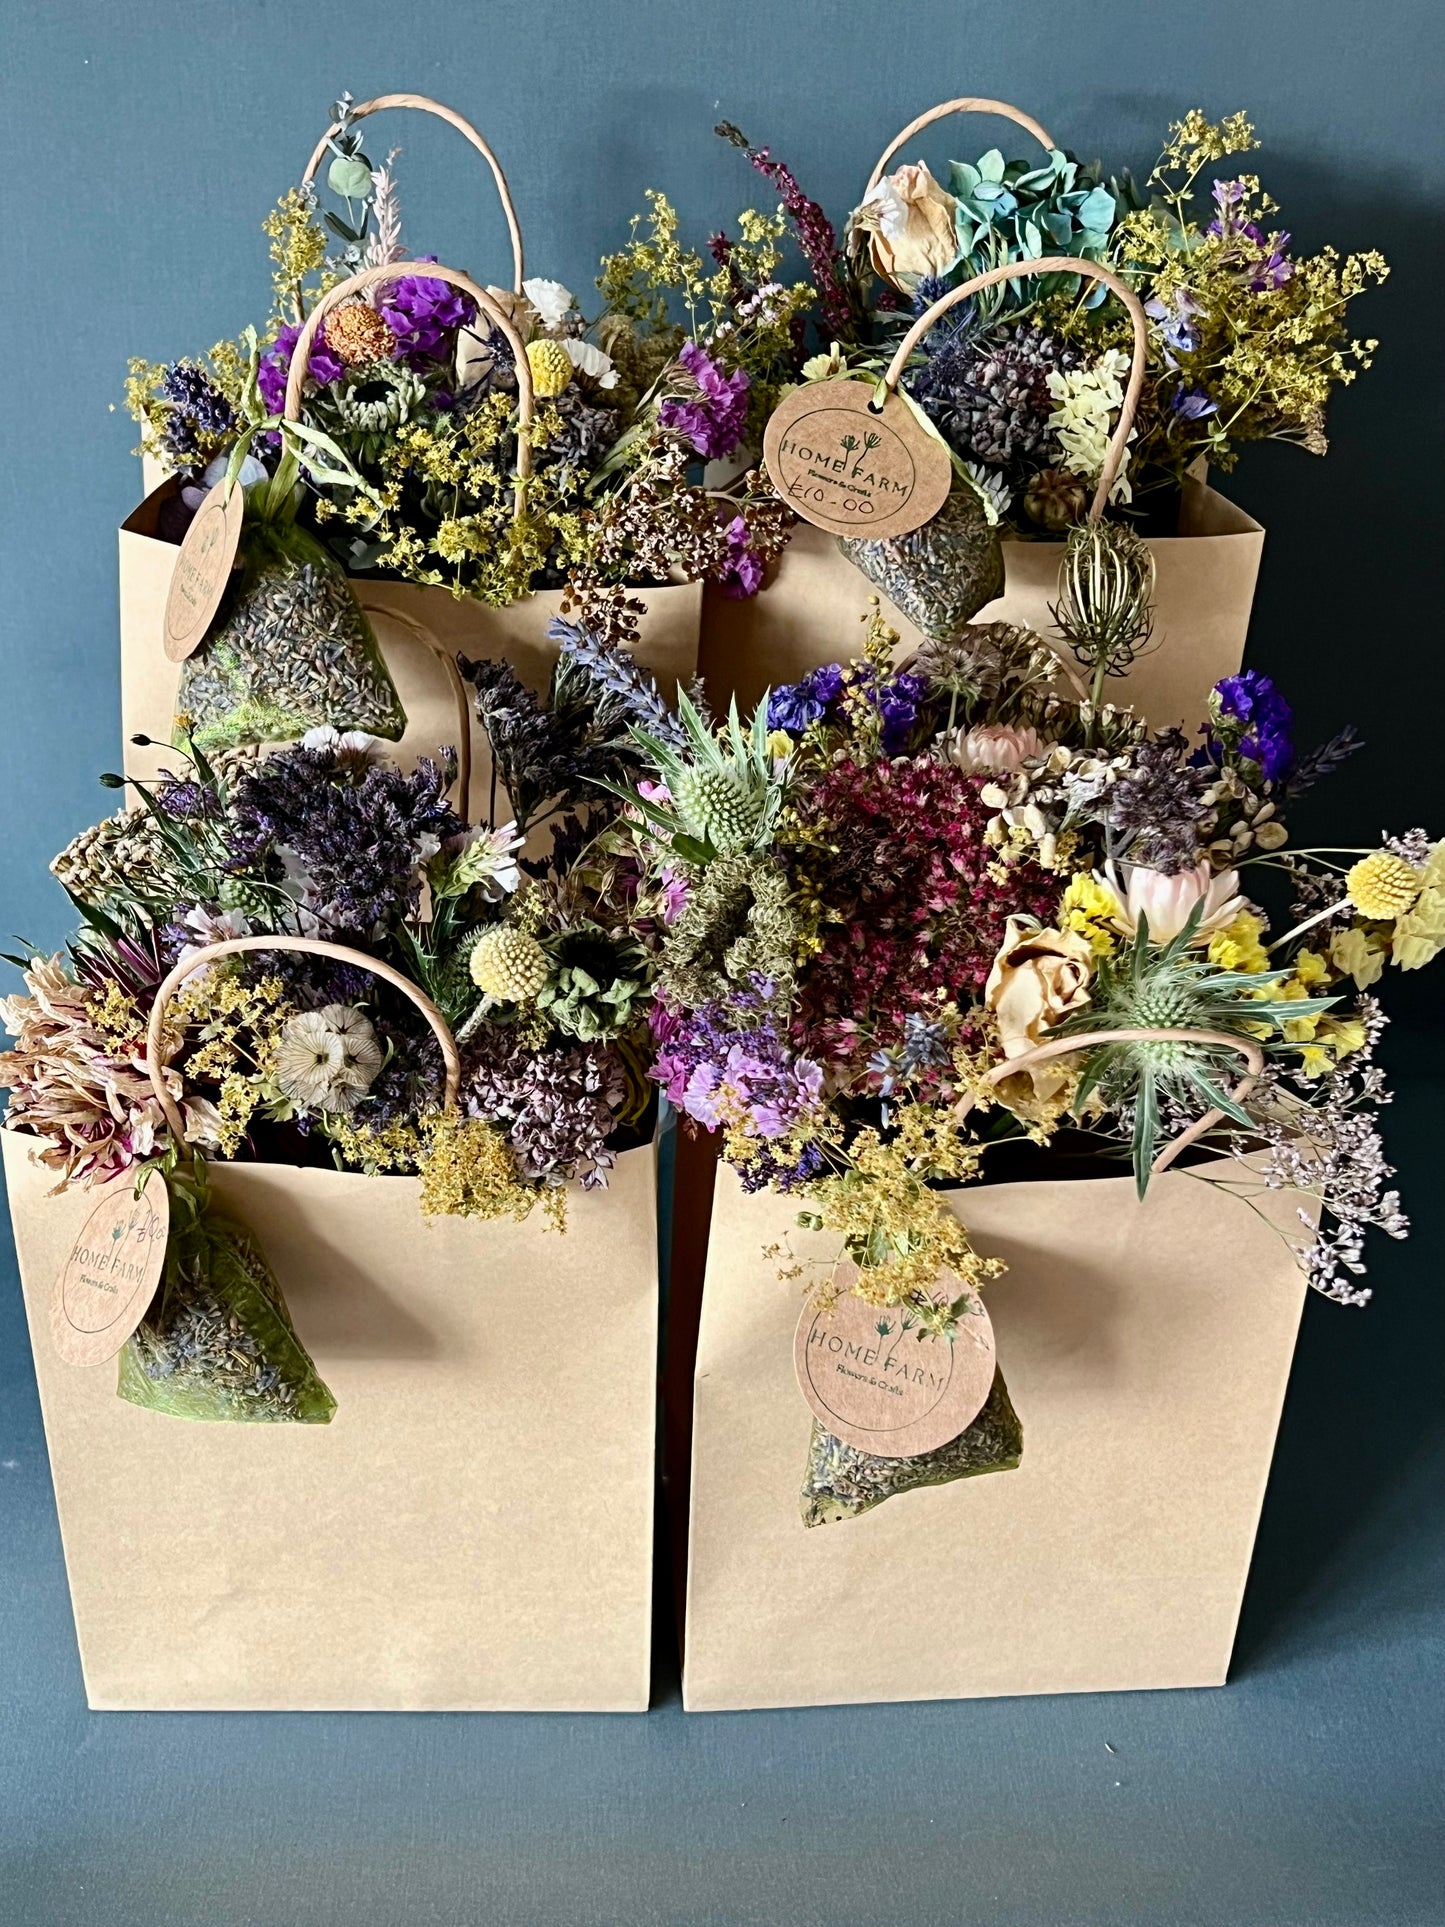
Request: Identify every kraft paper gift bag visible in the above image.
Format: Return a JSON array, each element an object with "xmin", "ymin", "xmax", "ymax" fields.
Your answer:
[
  {"xmin": 699, "ymin": 96, "xmax": 1261, "ymax": 727},
  {"xmin": 698, "ymin": 480, "xmax": 1261, "ymax": 730},
  {"xmin": 4, "ymin": 1131, "xmax": 659, "ymax": 1712},
  {"xmin": 680, "ymin": 1160, "xmax": 1307, "ymax": 1713},
  {"xmin": 120, "ymin": 472, "xmax": 703, "ymax": 808},
  {"xmin": 123, "ymin": 93, "xmax": 702, "ymax": 796}
]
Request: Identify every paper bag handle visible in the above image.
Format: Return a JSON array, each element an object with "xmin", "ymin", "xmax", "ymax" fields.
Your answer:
[
  {"xmin": 866, "ymin": 97, "xmax": 1058, "ymax": 192},
  {"xmin": 145, "ymin": 936, "xmax": 462, "ymax": 1147},
  {"xmin": 285, "ymin": 261, "xmax": 535, "ymax": 516},
  {"xmin": 355, "ymin": 599, "xmax": 474, "ymax": 820},
  {"xmin": 879, "ymin": 256, "xmax": 1147, "ymax": 524},
  {"xmin": 954, "ymin": 1026, "xmax": 1264, "ymax": 1176},
  {"xmin": 303, "ymin": 93, "xmax": 525, "ymax": 293}
]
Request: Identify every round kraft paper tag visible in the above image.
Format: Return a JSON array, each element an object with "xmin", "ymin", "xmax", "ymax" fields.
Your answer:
[
  {"xmin": 794, "ymin": 1267, "xmax": 997, "ymax": 1459},
  {"xmin": 162, "ymin": 478, "xmax": 245, "ymax": 663},
  {"xmin": 762, "ymin": 378, "xmax": 952, "ymax": 540},
  {"xmin": 51, "ymin": 1175, "xmax": 169, "ymax": 1367}
]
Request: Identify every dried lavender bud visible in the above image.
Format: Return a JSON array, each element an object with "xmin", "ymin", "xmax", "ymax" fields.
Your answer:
[{"xmin": 799, "ymin": 1369, "xmax": 1023, "ymax": 1526}]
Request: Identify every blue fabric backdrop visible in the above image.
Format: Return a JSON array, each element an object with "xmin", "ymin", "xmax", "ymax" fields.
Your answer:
[{"xmin": 1, "ymin": 4, "xmax": 1441, "ymax": 1923}]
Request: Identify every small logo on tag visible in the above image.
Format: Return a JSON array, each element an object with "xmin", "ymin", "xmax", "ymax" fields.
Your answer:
[
  {"xmin": 51, "ymin": 1175, "xmax": 169, "ymax": 1367},
  {"xmin": 794, "ymin": 1265, "xmax": 996, "ymax": 1459},
  {"xmin": 162, "ymin": 478, "xmax": 245, "ymax": 663},
  {"xmin": 762, "ymin": 379, "xmax": 952, "ymax": 540}
]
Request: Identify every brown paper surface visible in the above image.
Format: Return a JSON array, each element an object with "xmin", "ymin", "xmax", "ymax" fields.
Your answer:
[
  {"xmin": 682, "ymin": 1161, "xmax": 1307, "ymax": 1711},
  {"xmin": 5, "ymin": 1134, "xmax": 658, "ymax": 1712},
  {"xmin": 698, "ymin": 478, "xmax": 1263, "ymax": 729},
  {"xmin": 119, "ymin": 478, "xmax": 702, "ymax": 801}
]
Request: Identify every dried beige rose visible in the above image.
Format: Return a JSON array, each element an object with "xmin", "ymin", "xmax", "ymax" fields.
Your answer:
[
  {"xmin": 984, "ymin": 916, "xmax": 1095, "ymax": 1107},
  {"xmin": 853, "ymin": 163, "xmax": 963, "ymax": 289}
]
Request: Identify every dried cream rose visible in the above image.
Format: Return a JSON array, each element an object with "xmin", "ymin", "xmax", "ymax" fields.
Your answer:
[
  {"xmin": 855, "ymin": 163, "xmax": 963, "ymax": 289},
  {"xmin": 984, "ymin": 916, "xmax": 1095, "ymax": 1106}
]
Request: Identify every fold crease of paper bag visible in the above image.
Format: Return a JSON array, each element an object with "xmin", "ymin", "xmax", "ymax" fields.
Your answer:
[
  {"xmin": 681, "ymin": 1161, "xmax": 1308, "ymax": 1712},
  {"xmin": 699, "ymin": 477, "xmax": 1263, "ymax": 727},
  {"xmin": 4, "ymin": 1134, "xmax": 658, "ymax": 1712}
]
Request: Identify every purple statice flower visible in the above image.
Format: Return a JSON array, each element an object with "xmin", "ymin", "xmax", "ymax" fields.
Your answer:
[
  {"xmin": 659, "ymin": 341, "xmax": 750, "ymax": 461},
  {"xmin": 1204, "ymin": 670, "xmax": 1295, "ymax": 783},
  {"xmin": 719, "ymin": 515, "xmax": 765, "ymax": 599},
  {"xmin": 380, "ymin": 259, "xmax": 476, "ymax": 365},
  {"xmin": 873, "ymin": 671, "xmax": 928, "ymax": 753},
  {"xmin": 651, "ymin": 981, "xmax": 823, "ymax": 1148},
  {"xmin": 1171, "ymin": 386, "xmax": 1218, "ymax": 420},
  {"xmin": 767, "ymin": 662, "xmax": 846, "ymax": 733},
  {"xmin": 258, "ymin": 321, "xmax": 345, "ymax": 417}
]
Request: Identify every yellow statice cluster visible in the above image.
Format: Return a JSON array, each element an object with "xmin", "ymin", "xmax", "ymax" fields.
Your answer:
[
  {"xmin": 1207, "ymin": 908, "xmax": 1271, "ymax": 975},
  {"xmin": 1059, "ymin": 871, "xmax": 1120, "ymax": 957}
]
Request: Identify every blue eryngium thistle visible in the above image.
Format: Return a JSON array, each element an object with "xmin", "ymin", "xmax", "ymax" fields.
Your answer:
[
  {"xmin": 601, "ymin": 684, "xmax": 785, "ymax": 866},
  {"xmin": 1054, "ymin": 905, "xmax": 1337, "ymax": 1196}
]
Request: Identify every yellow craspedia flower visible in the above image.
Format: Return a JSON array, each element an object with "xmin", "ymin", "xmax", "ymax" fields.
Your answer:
[
  {"xmin": 1346, "ymin": 851, "xmax": 1421, "ymax": 921},
  {"xmin": 524, "ymin": 337, "xmax": 574, "ymax": 399},
  {"xmin": 1207, "ymin": 909, "xmax": 1271, "ymax": 974},
  {"xmin": 469, "ymin": 926, "xmax": 548, "ymax": 1002},
  {"xmin": 1059, "ymin": 872, "xmax": 1119, "ymax": 957}
]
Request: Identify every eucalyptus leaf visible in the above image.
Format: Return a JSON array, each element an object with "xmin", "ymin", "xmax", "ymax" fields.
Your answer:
[
  {"xmin": 327, "ymin": 154, "xmax": 374, "ymax": 200},
  {"xmin": 977, "ymin": 147, "xmax": 1006, "ymax": 183}
]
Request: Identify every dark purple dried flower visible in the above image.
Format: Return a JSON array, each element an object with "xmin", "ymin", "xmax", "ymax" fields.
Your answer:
[
  {"xmin": 719, "ymin": 515, "xmax": 765, "ymax": 599},
  {"xmin": 464, "ymin": 1029, "xmax": 625, "ymax": 1188},
  {"xmin": 258, "ymin": 321, "xmax": 345, "ymax": 416},
  {"xmin": 225, "ymin": 743, "xmax": 462, "ymax": 936},
  {"xmin": 714, "ymin": 122, "xmax": 858, "ymax": 341},
  {"xmin": 767, "ymin": 663, "xmax": 846, "ymax": 732},
  {"xmin": 1207, "ymin": 670, "xmax": 1295, "ymax": 783},
  {"xmin": 659, "ymin": 341, "xmax": 750, "ymax": 460},
  {"xmin": 380, "ymin": 259, "xmax": 477, "ymax": 365}
]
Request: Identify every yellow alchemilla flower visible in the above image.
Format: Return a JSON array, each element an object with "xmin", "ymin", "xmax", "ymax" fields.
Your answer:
[
  {"xmin": 1059, "ymin": 872, "xmax": 1119, "ymax": 957},
  {"xmin": 1207, "ymin": 909, "xmax": 1271, "ymax": 974},
  {"xmin": 1345, "ymin": 851, "xmax": 1421, "ymax": 921}
]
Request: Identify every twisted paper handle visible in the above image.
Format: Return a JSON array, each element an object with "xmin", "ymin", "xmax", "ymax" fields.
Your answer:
[
  {"xmin": 303, "ymin": 92, "xmax": 525, "ymax": 291},
  {"xmin": 954, "ymin": 1026, "xmax": 1265, "ymax": 1176},
  {"xmin": 866, "ymin": 96, "xmax": 1058, "ymax": 191},
  {"xmin": 145, "ymin": 936, "xmax": 461, "ymax": 1148},
  {"xmin": 284, "ymin": 261, "xmax": 535, "ymax": 518},
  {"xmin": 880, "ymin": 257, "xmax": 1148, "ymax": 526}
]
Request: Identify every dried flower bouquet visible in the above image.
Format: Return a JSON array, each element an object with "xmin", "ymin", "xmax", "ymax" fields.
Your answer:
[{"xmin": 592, "ymin": 596, "xmax": 1440, "ymax": 1515}]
